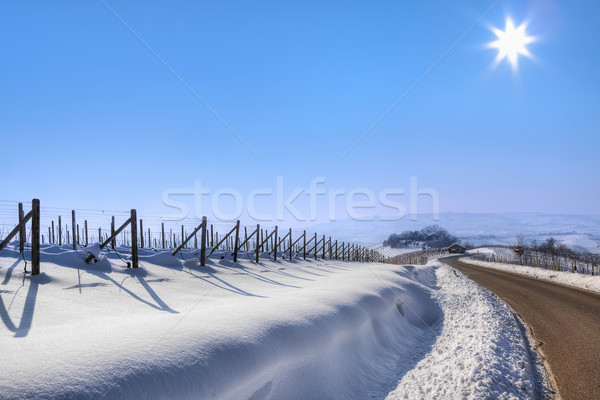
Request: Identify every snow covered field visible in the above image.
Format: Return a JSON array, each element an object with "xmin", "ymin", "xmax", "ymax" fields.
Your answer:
[
  {"xmin": 463, "ymin": 249, "xmax": 600, "ymax": 294},
  {"xmin": 0, "ymin": 244, "xmax": 548, "ymax": 399}
]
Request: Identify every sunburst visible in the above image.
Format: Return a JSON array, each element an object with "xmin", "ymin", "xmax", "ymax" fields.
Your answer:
[{"xmin": 489, "ymin": 18, "xmax": 535, "ymax": 69}]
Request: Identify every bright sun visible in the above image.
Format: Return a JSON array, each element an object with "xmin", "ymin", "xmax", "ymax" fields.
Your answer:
[{"xmin": 489, "ymin": 18, "xmax": 535, "ymax": 69}]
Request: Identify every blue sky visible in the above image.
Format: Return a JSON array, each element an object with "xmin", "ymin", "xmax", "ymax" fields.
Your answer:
[{"xmin": 1, "ymin": 0, "xmax": 599, "ymax": 223}]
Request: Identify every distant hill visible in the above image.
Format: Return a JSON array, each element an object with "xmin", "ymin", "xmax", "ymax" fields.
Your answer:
[{"xmin": 302, "ymin": 212, "xmax": 600, "ymax": 254}]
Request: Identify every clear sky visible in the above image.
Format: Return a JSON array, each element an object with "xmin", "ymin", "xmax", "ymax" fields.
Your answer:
[{"xmin": 1, "ymin": 0, "xmax": 599, "ymax": 224}]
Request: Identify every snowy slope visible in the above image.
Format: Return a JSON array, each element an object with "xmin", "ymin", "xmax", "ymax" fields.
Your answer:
[{"xmin": 0, "ymin": 244, "xmax": 548, "ymax": 399}]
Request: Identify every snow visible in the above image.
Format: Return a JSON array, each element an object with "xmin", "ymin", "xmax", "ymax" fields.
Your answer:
[
  {"xmin": 460, "ymin": 254, "xmax": 600, "ymax": 294},
  {"xmin": 0, "ymin": 243, "xmax": 548, "ymax": 399},
  {"xmin": 385, "ymin": 263, "xmax": 549, "ymax": 400}
]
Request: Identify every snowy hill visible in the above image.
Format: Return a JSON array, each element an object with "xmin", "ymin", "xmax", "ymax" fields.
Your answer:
[
  {"xmin": 0, "ymin": 244, "xmax": 548, "ymax": 399},
  {"xmin": 306, "ymin": 212, "xmax": 600, "ymax": 253}
]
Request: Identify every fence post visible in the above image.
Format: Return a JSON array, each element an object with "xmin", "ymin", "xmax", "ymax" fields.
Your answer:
[
  {"xmin": 335, "ymin": 240, "xmax": 338, "ymax": 260},
  {"xmin": 255, "ymin": 224, "xmax": 260, "ymax": 263},
  {"xmin": 303, "ymin": 230, "xmax": 306, "ymax": 260},
  {"xmin": 58, "ymin": 216, "xmax": 62, "ymax": 246},
  {"xmin": 71, "ymin": 210, "xmax": 76, "ymax": 250},
  {"xmin": 98, "ymin": 227, "xmax": 102, "ymax": 244},
  {"xmin": 181, "ymin": 225, "xmax": 185, "ymax": 250},
  {"xmin": 140, "ymin": 219, "xmax": 144, "ymax": 248},
  {"xmin": 84, "ymin": 220, "xmax": 88, "ymax": 247},
  {"xmin": 161, "ymin": 222, "xmax": 165, "ymax": 249},
  {"xmin": 111, "ymin": 216, "xmax": 116, "ymax": 249},
  {"xmin": 31, "ymin": 199, "xmax": 40, "ymax": 275},
  {"xmin": 130, "ymin": 209, "xmax": 138, "ymax": 268},
  {"xmin": 200, "ymin": 216, "xmax": 207, "ymax": 266},
  {"xmin": 51, "ymin": 220, "xmax": 55, "ymax": 244},
  {"xmin": 18, "ymin": 203, "xmax": 25, "ymax": 253},
  {"xmin": 273, "ymin": 226, "xmax": 278, "ymax": 261},
  {"xmin": 233, "ymin": 220, "xmax": 240, "ymax": 263},
  {"xmin": 289, "ymin": 228, "xmax": 292, "ymax": 260}
]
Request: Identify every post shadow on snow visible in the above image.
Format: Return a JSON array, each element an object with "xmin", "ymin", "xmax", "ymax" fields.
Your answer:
[
  {"xmin": 0, "ymin": 272, "xmax": 52, "ymax": 338},
  {"xmin": 37, "ymin": 249, "xmax": 178, "ymax": 313},
  {"xmin": 211, "ymin": 261, "xmax": 302, "ymax": 289},
  {"xmin": 182, "ymin": 267, "xmax": 267, "ymax": 298},
  {"xmin": 1, "ymin": 258, "xmax": 23, "ymax": 286}
]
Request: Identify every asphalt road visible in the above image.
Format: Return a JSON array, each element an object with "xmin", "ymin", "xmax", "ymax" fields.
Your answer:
[{"xmin": 443, "ymin": 257, "xmax": 600, "ymax": 400}]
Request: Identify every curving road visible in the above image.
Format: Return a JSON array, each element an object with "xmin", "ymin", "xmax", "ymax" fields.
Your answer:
[{"xmin": 442, "ymin": 257, "xmax": 600, "ymax": 400}]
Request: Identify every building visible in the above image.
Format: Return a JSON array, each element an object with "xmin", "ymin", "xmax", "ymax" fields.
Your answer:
[{"xmin": 448, "ymin": 243, "xmax": 466, "ymax": 254}]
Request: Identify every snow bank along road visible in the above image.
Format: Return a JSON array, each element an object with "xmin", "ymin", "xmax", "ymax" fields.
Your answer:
[
  {"xmin": 444, "ymin": 256, "xmax": 600, "ymax": 400},
  {"xmin": 1, "ymin": 244, "xmax": 547, "ymax": 399}
]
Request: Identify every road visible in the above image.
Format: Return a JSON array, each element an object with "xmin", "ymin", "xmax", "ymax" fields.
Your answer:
[{"xmin": 442, "ymin": 257, "xmax": 600, "ymax": 400}]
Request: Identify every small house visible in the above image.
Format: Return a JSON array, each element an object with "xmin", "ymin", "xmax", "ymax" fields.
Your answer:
[{"xmin": 448, "ymin": 243, "xmax": 466, "ymax": 254}]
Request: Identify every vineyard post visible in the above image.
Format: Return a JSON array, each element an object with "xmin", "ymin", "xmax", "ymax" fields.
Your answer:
[
  {"xmin": 288, "ymin": 228, "xmax": 292, "ymax": 260},
  {"xmin": 200, "ymin": 216, "xmax": 207, "ymax": 266},
  {"xmin": 130, "ymin": 209, "xmax": 138, "ymax": 268},
  {"xmin": 255, "ymin": 224, "xmax": 260, "ymax": 263},
  {"xmin": 140, "ymin": 219, "xmax": 144, "ymax": 248},
  {"xmin": 71, "ymin": 210, "xmax": 77, "ymax": 250},
  {"xmin": 31, "ymin": 199, "xmax": 40, "ymax": 275},
  {"xmin": 273, "ymin": 226, "xmax": 278, "ymax": 261},
  {"xmin": 303, "ymin": 230, "xmax": 306, "ymax": 260},
  {"xmin": 18, "ymin": 203, "xmax": 25, "ymax": 253},
  {"xmin": 111, "ymin": 216, "xmax": 116, "ymax": 249}
]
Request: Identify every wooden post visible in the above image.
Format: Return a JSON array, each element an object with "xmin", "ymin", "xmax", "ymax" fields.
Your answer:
[
  {"xmin": 303, "ymin": 230, "xmax": 306, "ymax": 260},
  {"xmin": 233, "ymin": 220, "xmax": 240, "ymax": 263},
  {"xmin": 289, "ymin": 228, "xmax": 292, "ymax": 260},
  {"xmin": 77, "ymin": 224, "xmax": 80, "ymax": 246},
  {"xmin": 18, "ymin": 203, "xmax": 25, "ymax": 253},
  {"xmin": 140, "ymin": 219, "xmax": 144, "ymax": 248},
  {"xmin": 51, "ymin": 220, "xmax": 55, "ymax": 244},
  {"xmin": 194, "ymin": 229, "xmax": 198, "ymax": 249},
  {"xmin": 181, "ymin": 225, "xmax": 185, "ymax": 250},
  {"xmin": 244, "ymin": 227, "xmax": 248, "ymax": 251},
  {"xmin": 130, "ymin": 209, "xmax": 138, "ymax": 268},
  {"xmin": 210, "ymin": 224, "xmax": 214, "ymax": 247},
  {"xmin": 335, "ymin": 240, "xmax": 338, "ymax": 260},
  {"xmin": 58, "ymin": 216, "xmax": 62, "ymax": 246},
  {"xmin": 322, "ymin": 235, "xmax": 326, "ymax": 259},
  {"xmin": 200, "ymin": 216, "xmax": 207, "ymax": 266},
  {"xmin": 148, "ymin": 228, "xmax": 151, "ymax": 249},
  {"xmin": 255, "ymin": 224, "xmax": 260, "ymax": 263},
  {"xmin": 98, "ymin": 227, "xmax": 102, "ymax": 244},
  {"xmin": 111, "ymin": 216, "xmax": 116, "ymax": 249},
  {"xmin": 273, "ymin": 226, "xmax": 278, "ymax": 261},
  {"xmin": 314, "ymin": 233, "xmax": 318, "ymax": 260},
  {"xmin": 48, "ymin": 227, "xmax": 51, "ymax": 244},
  {"xmin": 71, "ymin": 210, "xmax": 76, "ymax": 250},
  {"xmin": 84, "ymin": 220, "xmax": 88, "ymax": 246},
  {"xmin": 161, "ymin": 222, "xmax": 165, "ymax": 249},
  {"xmin": 31, "ymin": 199, "xmax": 40, "ymax": 275}
]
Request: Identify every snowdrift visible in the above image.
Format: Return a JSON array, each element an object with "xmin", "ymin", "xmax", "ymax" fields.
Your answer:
[
  {"xmin": 0, "ymin": 244, "xmax": 548, "ymax": 399},
  {"xmin": 1, "ymin": 243, "xmax": 440, "ymax": 399}
]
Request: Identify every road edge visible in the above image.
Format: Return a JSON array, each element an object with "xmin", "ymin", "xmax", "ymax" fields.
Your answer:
[{"xmin": 441, "ymin": 258, "xmax": 561, "ymax": 399}]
